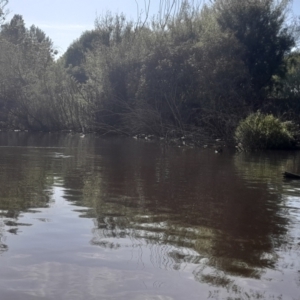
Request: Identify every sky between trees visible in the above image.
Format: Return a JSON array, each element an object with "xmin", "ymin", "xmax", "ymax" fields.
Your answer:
[{"xmin": 6, "ymin": 0, "xmax": 300, "ymax": 56}]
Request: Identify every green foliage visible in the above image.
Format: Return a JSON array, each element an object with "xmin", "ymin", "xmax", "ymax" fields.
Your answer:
[
  {"xmin": 63, "ymin": 30, "xmax": 105, "ymax": 83},
  {"xmin": 22, "ymin": 61, "xmax": 88, "ymax": 131},
  {"xmin": 213, "ymin": 0, "xmax": 294, "ymax": 104},
  {"xmin": 78, "ymin": 0, "xmax": 295, "ymax": 136},
  {"xmin": 274, "ymin": 52, "xmax": 300, "ymax": 98},
  {"xmin": 0, "ymin": 14, "xmax": 57, "ymax": 129},
  {"xmin": 0, "ymin": 1, "xmax": 297, "ymax": 138},
  {"xmin": 235, "ymin": 112, "xmax": 296, "ymax": 150},
  {"xmin": 81, "ymin": 4, "xmax": 253, "ymax": 135},
  {"xmin": 264, "ymin": 52, "xmax": 300, "ymax": 125}
]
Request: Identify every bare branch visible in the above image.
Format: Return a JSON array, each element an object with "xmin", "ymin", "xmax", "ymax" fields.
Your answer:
[{"xmin": 0, "ymin": 0, "xmax": 9, "ymax": 24}]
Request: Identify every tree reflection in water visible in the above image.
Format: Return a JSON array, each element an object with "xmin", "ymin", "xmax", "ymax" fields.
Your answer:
[
  {"xmin": 0, "ymin": 132, "xmax": 299, "ymax": 299},
  {"xmin": 61, "ymin": 137, "xmax": 295, "ymax": 287}
]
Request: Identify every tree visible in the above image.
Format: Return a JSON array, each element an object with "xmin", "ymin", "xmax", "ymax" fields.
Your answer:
[
  {"xmin": 1, "ymin": 14, "xmax": 26, "ymax": 44},
  {"xmin": 212, "ymin": 0, "xmax": 295, "ymax": 105},
  {"xmin": 0, "ymin": 14, "xmax": 56, "ymax": 129},
  {"xmin": 63, "ymin": 29, "xmax": 111, "ymax": 83}
]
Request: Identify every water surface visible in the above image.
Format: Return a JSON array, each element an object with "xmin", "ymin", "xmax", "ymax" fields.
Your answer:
[{"xmin": 0, "ymin": 132, "xmax": 299, "ymax": 300}]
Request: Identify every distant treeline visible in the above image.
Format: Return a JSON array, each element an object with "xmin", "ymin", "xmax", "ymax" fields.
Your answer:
[{"xmin": 0, "ymin": 0, "xmax": 300, "ymax": 139}]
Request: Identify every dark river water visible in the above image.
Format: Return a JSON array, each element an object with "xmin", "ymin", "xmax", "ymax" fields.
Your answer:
[{"xmin": 0, "ymin": 132, "xmax": 299, "ymax": 300}]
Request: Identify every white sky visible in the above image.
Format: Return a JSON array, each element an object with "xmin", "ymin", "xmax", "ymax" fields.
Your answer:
[{"xmin": 6, "ymin": 0, "xmax": 300, "ymax": 56}]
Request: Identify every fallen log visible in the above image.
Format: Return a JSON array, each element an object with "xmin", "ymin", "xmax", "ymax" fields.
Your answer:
[{"xmin": 283, "ymin": 171, "xmax": 300, "ymax": 179}]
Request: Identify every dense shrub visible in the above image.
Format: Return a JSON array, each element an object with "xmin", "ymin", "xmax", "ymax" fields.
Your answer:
[
  {"xmin": 235, "ymin": 112, "xmax": 296, "ymax": 150},
  {"xmin": 0, "ymin": 1, "xmax": 296, "ymax": 136}
]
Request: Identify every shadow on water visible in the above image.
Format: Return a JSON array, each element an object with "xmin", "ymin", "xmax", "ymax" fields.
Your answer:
[{"xmin": 0, "ymin": 132, "xmax": 300, "ymax": 299}]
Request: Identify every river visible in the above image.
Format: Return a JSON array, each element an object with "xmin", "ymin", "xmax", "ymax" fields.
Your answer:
[{"xmin": 0, "ymin": 132, "xmax": 299, "ymax": 300}]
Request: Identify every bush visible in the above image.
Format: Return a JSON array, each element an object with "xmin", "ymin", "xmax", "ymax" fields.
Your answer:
[{"xmin": 235, "ymin": 112, "xmax": 296, "ymax": 150}]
